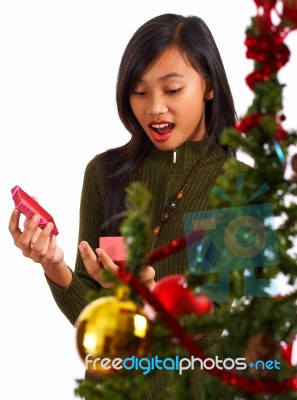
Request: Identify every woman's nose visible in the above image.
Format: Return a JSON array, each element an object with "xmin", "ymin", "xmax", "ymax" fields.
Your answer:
[{"xmin": 146, "ymin": 95, "xmax": 168, "ymax": 116}]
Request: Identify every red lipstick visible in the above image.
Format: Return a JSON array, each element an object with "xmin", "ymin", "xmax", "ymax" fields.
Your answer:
[{"xmin": 149, "ymin": 120, "xmax": 175, "ymax": 142}]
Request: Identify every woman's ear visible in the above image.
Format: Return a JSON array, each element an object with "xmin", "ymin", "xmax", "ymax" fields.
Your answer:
[{"xmin": 204, "ymin": 80, "xmax": 213, "ymax": 101}]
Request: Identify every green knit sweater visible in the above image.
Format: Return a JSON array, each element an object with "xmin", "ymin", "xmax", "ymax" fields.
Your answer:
[
  {"xmin": 46, "ymin": 138, "xmax": 233, "ymax": 399},
  {"xmin": 47, "ymin": 138, "xmax": 229, "ymax": 325}
]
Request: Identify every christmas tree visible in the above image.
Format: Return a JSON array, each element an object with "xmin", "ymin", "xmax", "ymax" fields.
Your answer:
[{"xmin": 75, "ymin": 1, "xmax": 297, "ymax": 399}]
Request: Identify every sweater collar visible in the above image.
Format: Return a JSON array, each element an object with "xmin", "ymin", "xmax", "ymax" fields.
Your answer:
[{"xmin": 144, "ymin": 138, "xmax": 227, "ymax": 174}]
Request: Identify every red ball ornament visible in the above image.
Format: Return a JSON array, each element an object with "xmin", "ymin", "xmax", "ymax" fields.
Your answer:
[
  {"xmin": 152, "ymin": 274, "xmax": 213, "ymax": 318},
  {"xmin": 236, "ymin": 114, "xmax": 263, "ymax": 133}
]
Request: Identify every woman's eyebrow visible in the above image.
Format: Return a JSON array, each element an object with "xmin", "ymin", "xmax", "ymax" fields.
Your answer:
[
  {"xmin": 158, "ymin": 72, "xmax": 185, "ymax": 81},
  {"xmin": 139, "ymin": 72, "xmax": 185, "ymax": 83}
]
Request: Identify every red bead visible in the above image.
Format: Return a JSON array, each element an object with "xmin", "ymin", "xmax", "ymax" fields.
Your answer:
[
  {"xmin": 161, "ymin": 213, "xmax": 169, "ymax": 223},
  {"xmin": 279, "ymin": 114, "xmax": 286, "ymax": 122}
]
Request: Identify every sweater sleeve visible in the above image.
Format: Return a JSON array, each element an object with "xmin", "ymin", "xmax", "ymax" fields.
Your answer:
[{"xmin": 46, "ymin": 154, "xmax": 105, "ymax": 326}]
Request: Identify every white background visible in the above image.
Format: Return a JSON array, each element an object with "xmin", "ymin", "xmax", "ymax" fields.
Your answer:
[{"xmin": 0, "ymin": 1, "xmax": 296, "ymax": 399}]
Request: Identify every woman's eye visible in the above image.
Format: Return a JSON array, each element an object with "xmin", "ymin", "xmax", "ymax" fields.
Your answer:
[
  {"xmin": 166, "ymin": 88, "xmax": 182, "ymax": 94},
  {"xmin": 132, "ymin": 90, "xmax": 146, "ymax": 96}
]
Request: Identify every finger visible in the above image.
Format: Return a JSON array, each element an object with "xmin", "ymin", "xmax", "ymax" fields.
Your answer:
[
  {"xmin": 30, "ymin": 226, "xmax": 43, "ymax": 244},
  {"xmin": 79, "ymin": 241, "xmax": 100, "ymax": 276},
  {"xmin": 8, "ymin": 208, "xmax": 22, "ymax": 240},
  {"xmin": 139, "ymin": 265, "xmax": 156, "ymax": 289},
  {"xmin": 139, "ymin": 265, "xmax": 155, "ymax": 281},
  {"xmin": 30, "ymin": 222, "xmax": 53, "ymax": 257},
  {"xmin": 23, "ymin": 217, "xmax": 31, "ymax": 229},
  {"xmin": 40, "ymin": 234, "xmax": 56, "ymax": 264},
  {"xmin": 23, "ymin": 197, "xmax": 38, "ymax": 229},
  {"xmin": 18, "ymin": 214, "xmax": 41, "ymax": 249},
  {"xmin": 96, "ymin": 248, "xmax": 119, "ymax": 273}
]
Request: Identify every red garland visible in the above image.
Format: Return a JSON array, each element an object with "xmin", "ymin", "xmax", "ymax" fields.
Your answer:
[
  {"xmin": 236, "ymin": 0, "xmax": 293, "ymax": 141},
  {"xmin": 242, "ymin": 1, "xmax": 295, "ymax": 89},
  {"xmin": 116, "ymin": 231, "xmax": 297, "ymax": 394},
  {"xmin": 235, "ymin": 113, "xmax": 288, "ymax": 141},
  {"xmin": 236, "ymin": 113, "xmax": 264, "ymax": 132},
  {"xmin": 147, "ymin": 229, "xmax": 203, "ymax": 264},
  {"xmin": 245, "ymin": 34, "xmax": 290, "ymax": 88}
]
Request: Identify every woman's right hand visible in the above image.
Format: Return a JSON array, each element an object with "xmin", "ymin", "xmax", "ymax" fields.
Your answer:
[
  {"xmin": 8, "ymin": 208, "xmax": 72, "ymax": 287},
  {"xmin": 78, "ymin": 241, "xmax": 119, "ymax": 288},
  {"xmin": 79, "ymin": 241, "xmax": 156, "ymax": 289}
]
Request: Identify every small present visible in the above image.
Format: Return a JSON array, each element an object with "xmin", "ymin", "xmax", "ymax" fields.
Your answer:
[
  {"xmin": 11, "ymin": 185, "xmax": 59, "ymax": 237},
  {"xmin": 99, "ymin": 237, "xmax": 127, "ymax": 264}
]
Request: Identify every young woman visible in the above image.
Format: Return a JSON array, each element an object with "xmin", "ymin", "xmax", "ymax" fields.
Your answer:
[{"xmin": 9, "ymin": 13, "xmax": 237, "ymax": 398}]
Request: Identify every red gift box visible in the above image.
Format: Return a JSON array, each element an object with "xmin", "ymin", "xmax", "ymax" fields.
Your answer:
[
  {"xmin": 11, "ymin": 185, "xmax": 59, "ymax": 237},
  {"xmin": 99, "ymin": 237, "xmax": 127, "ymax": 264}
]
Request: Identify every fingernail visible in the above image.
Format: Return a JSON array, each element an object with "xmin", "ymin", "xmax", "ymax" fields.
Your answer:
[
  {"xmin": 79, "ymin": 242, "xmax": 86, "ymax": 252},
  {"xmin": 96, "ymin": 249, "xmax": 102, "ymax": 261}
]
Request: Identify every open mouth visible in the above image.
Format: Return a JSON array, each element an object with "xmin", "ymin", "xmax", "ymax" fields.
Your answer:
[
  {"xmin": 150, "ymin": 122, "xmax": 175, "ymax": 135},
  {"xmin": 149, "ymin": 122, "xmax": 175, "ymax": 142}
]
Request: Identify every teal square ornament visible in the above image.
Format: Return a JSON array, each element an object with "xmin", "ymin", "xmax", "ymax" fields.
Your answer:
[{"xmin": 183, "ymin": 174, "xmax": 279, "ymax": 301}]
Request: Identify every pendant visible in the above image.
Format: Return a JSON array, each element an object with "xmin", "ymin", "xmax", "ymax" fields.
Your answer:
[{"xmin": 173, "ymin": 149, "xmax": 177, "ymax": 164}]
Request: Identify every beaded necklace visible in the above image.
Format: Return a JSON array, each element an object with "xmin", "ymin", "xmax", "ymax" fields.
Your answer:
[{"xmin": 137, "ymin": 144, "xmax": 216, "ymax": 236}]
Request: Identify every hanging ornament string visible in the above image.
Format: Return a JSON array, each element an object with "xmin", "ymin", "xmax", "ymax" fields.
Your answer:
[
  {"xmin": 137, "ymin": 144, "xmax": 216, "ymax": 236},
  {"xmin": 115, "ymin": 231, "xmax": 297, "ymax": 394}
]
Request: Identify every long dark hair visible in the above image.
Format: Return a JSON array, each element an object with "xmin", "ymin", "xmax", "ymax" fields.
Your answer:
[{"xmin": 102, "ymin": 13, "xmax": 236, "ymax": 234}]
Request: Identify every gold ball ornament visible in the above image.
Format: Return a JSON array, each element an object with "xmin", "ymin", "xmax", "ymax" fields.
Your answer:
[{"xmin": 76, "ymin": 287, "xmax": 153, "ymax": 376}]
